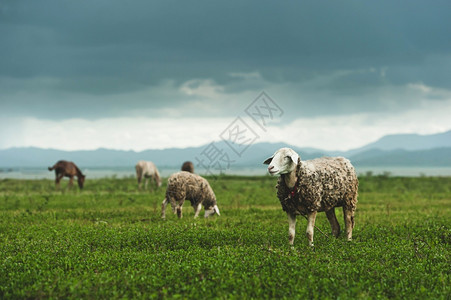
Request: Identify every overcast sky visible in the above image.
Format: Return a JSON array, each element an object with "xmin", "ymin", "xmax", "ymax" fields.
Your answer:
[{"xmin": 1, "ymin": 0, "xmax": 450, "ymax": 151}]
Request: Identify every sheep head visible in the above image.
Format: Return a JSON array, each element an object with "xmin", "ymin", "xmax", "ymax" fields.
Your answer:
[
  {"xmin": 204, "ymin": 204, "xmax": 220, "ymax": 218},
  {"xmin": 263, "ymin": 147, "xmax": 299, "ymax": 176}
]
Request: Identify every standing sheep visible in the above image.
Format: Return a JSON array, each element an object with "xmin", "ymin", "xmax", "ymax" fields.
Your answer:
[
  {"xmin": 135, "ymin": 161, "xmax": 162, "ymax": 190},
  {"xmin": 161, "ymin": 171, "xmax": 220, "ymax": 219},
  {"xmin": 181, "ymin": 161, "xmax": 194, "ymax": 173},
  {"xmin": 263, "ymin": 148, "xmax": 358, "ymax": 246}
]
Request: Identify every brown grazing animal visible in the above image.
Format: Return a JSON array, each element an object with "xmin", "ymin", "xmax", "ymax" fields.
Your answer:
[
  {"xmin": 181, "ymin": 161, "xmax": 194, "ymax": 173},
  {"xmin": 48, "ymin": 160, "xmax": 85, "ymax": 189}
]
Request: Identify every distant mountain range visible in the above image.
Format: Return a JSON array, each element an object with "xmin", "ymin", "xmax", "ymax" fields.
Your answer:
[{"xmin": 0, "ymin": 130, "xmax": 450, "ymax": 169}]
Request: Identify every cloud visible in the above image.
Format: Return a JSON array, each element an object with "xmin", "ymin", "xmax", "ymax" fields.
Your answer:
[
  {"xmin": 1, "ymin": 1, "xmax": 450, "ymax": 151},
  {"xmin": 263, "ymin": 98, "xmax": 451, "ymax": 151},
  {"xmin": 1, "ymin": 1, "xmax": 450, "ymax": 90},
  {"xmin": 2, "ymin": 96, "xmax": 450, "ymax": 152},
  {"xmin": 0, "ymin": 117, "xmax": 234, "ymax": 151},
  {"xmin": 180, "ymin": 79, "xmax": 224, "ymax": 99}
]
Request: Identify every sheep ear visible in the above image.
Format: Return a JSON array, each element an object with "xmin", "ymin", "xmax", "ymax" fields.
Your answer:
[
  {"xmin": 263, "ymin": 156, "xmax": 273, "ymax": 165},
  {"xmin": 290, "ymin": 153, "xmax": 300, "ymax": 164},
  {"xmin": 213, "ymin": 205, "xmax": 220, "ymax": 216}
]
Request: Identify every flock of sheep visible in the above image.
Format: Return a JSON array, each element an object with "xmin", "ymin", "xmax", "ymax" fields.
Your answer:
[{"xmin": 48, "ymin": 147, "xmax": 359, "ymax": 246}]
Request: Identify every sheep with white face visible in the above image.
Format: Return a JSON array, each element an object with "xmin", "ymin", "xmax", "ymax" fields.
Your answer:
[
  {"xmin": 161, "ymin": 171, "xmax": 220, "ymax": 219},
  {"xmin": 264, "ymin": 148, "xmax": 358, "ymax": 246}
]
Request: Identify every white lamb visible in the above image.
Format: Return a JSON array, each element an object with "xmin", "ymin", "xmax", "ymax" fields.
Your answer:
[
  {"xmin": 264, "ymin": 148, "xmax": 358, "ymax": 246},
  {"xmin": 161, "ymin": 171, "xmax": 220, "ymax": 219},
  {"xmin": 135, "ymin": 161, "xmax": 162, "ymax": 190}
]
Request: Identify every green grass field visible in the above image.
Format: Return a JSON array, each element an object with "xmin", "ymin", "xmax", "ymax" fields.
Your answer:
[{"xmin": 0, "ymin": 175, "xmax": 450, "ymax": 299}]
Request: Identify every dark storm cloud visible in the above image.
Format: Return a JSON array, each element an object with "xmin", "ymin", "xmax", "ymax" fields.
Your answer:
[{"xmin": 1, "ymin": 0, "xmax": 450, "ymax": 119}]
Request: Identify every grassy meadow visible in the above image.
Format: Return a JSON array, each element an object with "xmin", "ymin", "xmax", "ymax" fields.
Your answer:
[{"xmin": 0, "ymin": 175, "xmax": 450, "ymax": 299}]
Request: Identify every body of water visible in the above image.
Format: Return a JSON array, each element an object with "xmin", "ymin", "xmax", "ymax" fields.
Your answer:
[{"xmin": 1, "ymin": 166, "xmax": 451, "ymax": 179}]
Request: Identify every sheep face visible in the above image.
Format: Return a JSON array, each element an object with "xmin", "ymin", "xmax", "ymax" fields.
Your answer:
[
  {"xmin": 204, "ymin": 204, "xmax": 220, "ymax": 218},
  {"xmin": 263, "ymin": 147, "xmax": 299, "ymax": 176}
]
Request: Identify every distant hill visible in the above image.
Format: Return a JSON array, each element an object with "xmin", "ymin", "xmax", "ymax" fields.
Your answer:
[
  {"xmin": 346, "ymin": 130, "xmax": 451, "ymax": 155},
  {"xmin": 349, "ymin": 148, "xmax": 451, "ymax": 167},
  {"xmin": 0, "ymin": 142, "xmax": 326, "ymax": 168},
  {"xmin": 0, "ymin": 131, "xmax": 450, "ymax": 168}
]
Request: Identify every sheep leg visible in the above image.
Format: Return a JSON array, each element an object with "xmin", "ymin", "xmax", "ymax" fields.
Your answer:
[
  {"xmin": 151, "ymin": 176, "xmax": 157, "ymax": 191},
  {"xmin": 287, "ymin": 213, "xmax": 296, "ymax": 245},
  {"xmin": 176, "ymin": 199, "xmax": 185, "ymax": 219},
  {"xmin": 343, "ymin": 207, "xmax": 355, "ymax": 241},
  {"xmin": 137, "ymin": 174, "xmax": 142, "ymax": 189},
  {"xmin": 161, "ymin": 198, "xmax": 169, "ymax": 219},
  {"xmin": 193, "ymin": 203, "xmax": 202, "ymax": 218},
  {"xmin": 147, "ymin": 175, "xmax": 154, "ymax": 191},
  {"xmin": 306, "ymin": 211, "xmax": 317, "ymax": 247},
  {"xmin": 325, "ymin": 208, "xmax": 340, "ymax": 237}
]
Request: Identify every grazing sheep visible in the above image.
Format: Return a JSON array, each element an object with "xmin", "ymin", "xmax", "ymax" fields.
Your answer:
[
  {"xmin": 263, "ymin": 148, "xmax": 358, "ymax": 246},
  {"xmin": 161, "ymin": 171, "xmax": 220, "ymax": 219},
  {"xmin": 135, "ymin": 161, "xmax": 162, "ymax": 190},
  {"xmin": 181, "ymin": 161, "xmax": 194, "ymax": 173},
  {"xmin": 48, "ymin": 160, "xmax": 85, "ymax": 189}
]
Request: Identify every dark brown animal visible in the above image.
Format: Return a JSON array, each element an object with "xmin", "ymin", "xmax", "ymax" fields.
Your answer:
[
  {"xmin": 48, "ymin": 160, "xmax": 85, "ymax": 189},
  {"xmin": 181, "ymin": 161, "xmax": 194, "ymax": 173}
]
